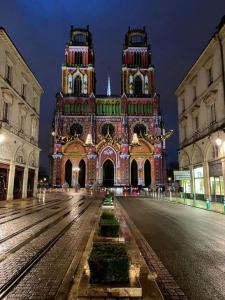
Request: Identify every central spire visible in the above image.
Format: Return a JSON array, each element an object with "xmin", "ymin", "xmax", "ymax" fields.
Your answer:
[{"xmin": 107, "ymin": 73, "xmax": 111, "ymax": 96}]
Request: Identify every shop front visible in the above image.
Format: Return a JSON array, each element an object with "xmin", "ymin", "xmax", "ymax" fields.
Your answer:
[
  {"xmin": 0, "ymin": 163, "xmax": 9, "ymax": 201},
  {"xmin": 209, "ymin": 161, "xmax": 224, "ymax": 203},
  {"xmin": 194, "ymin": 166, "xmax": 205, "ymax": 200},
  {"xmin": 13, "ymin": 166, "xmax": 24, "ymax": 199}
]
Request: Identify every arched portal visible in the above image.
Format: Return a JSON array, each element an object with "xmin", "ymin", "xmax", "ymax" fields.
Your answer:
[
  {"xmin": 65, "ymin": 160, "xmax": 72, "ymax": 187},
  {"xmin": 144, "ymin": 160, "xmax": 151, "ymax": 187},
  {"xmin": 103, "ymin": 160, "xmax": 114, "ymax": 187},
  {"xmin": 78, "ymin": 159, "xmax": 86, "ymax": 188},
  {"xmin": 131, "ymin": 160, "xmax": 138, "ymax": 186}
]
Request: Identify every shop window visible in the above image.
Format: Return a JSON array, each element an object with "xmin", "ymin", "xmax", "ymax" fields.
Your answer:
[
  {"xmin": 194, "ymin": 167, "xmax": 204, "ymax": 194},
  {"xmin": 210, "ymin": 176, "xmax": 224, "ymax": 200}
]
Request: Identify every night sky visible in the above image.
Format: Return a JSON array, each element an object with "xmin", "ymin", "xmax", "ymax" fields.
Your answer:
[{"xmin": 0, "ymin": 0, "xmax": 225, "ymax": 172}]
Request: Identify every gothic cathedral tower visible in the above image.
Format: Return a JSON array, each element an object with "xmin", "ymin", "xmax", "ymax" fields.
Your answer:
[
  {"xmin": 122, "ymin": 26, "xmax": 154, "ymax": 96},
  {"xmin": 62, "ymin": 25, "xmax": 95, "ymax": 96},
  {"xmin": 51, "ymin": 26, "xmax": 167, "ymax": 188}
]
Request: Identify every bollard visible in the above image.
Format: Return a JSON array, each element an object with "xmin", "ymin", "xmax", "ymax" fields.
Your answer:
[{"xmin": 206, "ymin": 198, "xmax": 211, "ymax": 210}]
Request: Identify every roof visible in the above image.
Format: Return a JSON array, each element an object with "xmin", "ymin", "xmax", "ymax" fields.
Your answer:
[{"xmin": 0, "ymin": 27, "xmax": 43, "ymax": 93}]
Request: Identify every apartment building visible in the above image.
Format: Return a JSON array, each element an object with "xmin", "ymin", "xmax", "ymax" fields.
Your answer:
[
  {"xmin": 176, "ymin": 16, "xmax": 225, "ymax": 201},
  {"xmin": 0, "ymin": 27, "xmax": 43, "ymax": 200}
]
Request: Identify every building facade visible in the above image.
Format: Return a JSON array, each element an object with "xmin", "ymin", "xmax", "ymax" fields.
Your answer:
[
  {"xmin": 0, "ymin": 28, "xmax": 43, "ymax": 200},
  {"xmin": 51, "ymin": 26, "xmax": 168, "ymax": 188},
  {"xmin": 176, "ymin": 17, "xmax": 225, "ymax": 201}
]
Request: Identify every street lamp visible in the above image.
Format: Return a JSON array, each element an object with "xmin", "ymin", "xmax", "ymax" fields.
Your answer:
[
  {"xmin": 72, "ymin": 166, "xmax": 80, "ymax": 192},
  {"xmin": 215, "ymin": 138, "xmax": 222, "ymax": 146}
]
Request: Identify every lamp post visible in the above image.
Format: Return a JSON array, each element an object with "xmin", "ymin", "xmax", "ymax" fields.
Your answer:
[{"xmin": 73, "ymin": 166, "xmax": 80, "ymax": 192}]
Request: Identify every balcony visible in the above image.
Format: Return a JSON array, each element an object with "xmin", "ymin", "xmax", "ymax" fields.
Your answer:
[
  {"xmin": 1, "ymin": 121, "xmax": 38, "ymax": 146},
  {"xmin": 180, "ymin": 118, "xmax": 225, "ymax": 149}
]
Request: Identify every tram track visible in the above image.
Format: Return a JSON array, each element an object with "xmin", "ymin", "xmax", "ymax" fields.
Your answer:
[
  {"xmin": 0, "ymin": 195, "xmax": 74, "ymax": 224},
  {"xmin": 0, "ymin": 195, "xmax": 72, "ymax": 219},
  {"xmin": 0, "ymin": 199, "xmax": 93, "ymax": 299},
  {"xmin": 0, "ymin": 200, "xmax": 85, "ymax": 262}
]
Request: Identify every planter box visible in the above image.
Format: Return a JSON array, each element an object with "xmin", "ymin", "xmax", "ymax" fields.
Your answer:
[
  {"xmin": 88, "ymin": 243, "xmax": 129, "ymax": 284},
  {"xmin": 93, "ymin": 232, "xmax": 125, "ymax": 243}
]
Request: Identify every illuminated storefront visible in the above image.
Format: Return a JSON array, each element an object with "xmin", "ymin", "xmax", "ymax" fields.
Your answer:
[{"xmin": 194, "ymin": 166, "xmax": 205, "ymax": 200}]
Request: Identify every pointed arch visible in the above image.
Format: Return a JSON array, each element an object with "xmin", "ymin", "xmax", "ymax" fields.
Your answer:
[
  {"xmin": 144, "ymin": 159, "xmax": 151, "ymax": 187},
  {"xmin": 191, "ymin": 145, "xmax": 204, "ymax": 165},
  {"xmin": 74, "ymin": 76, "xmax": 82, "ymax": 95},
  {"xmin": 134, "ymin": 75, "xmax": 143, "ymax": 95},
  {"xmin": 78, "ymin": 159, "xmax": 86, "ymax": 187},
  {"xmin": 65, "ymin": 159, "xmax": 72, "ymax": 187},
  {"xmin": 103, "ymin": 159, "xmax": 114, "ymax": 187},
  {"xmin": 131, "ymin": 159, "xmax": 138, "ymax": 186},
  {"xmin": 179, "ymin": 150, "xmax": 190, "ymax": 168}
]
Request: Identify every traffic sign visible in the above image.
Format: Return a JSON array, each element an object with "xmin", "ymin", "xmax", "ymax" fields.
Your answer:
[{"xmin": 173, "ymin": 170, "xmax": 191, "ymax": 180}]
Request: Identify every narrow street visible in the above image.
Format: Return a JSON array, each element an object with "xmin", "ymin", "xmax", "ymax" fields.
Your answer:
[{"xmin": 118, "ymin": 196, "xmax": 225, "ymax": 300}]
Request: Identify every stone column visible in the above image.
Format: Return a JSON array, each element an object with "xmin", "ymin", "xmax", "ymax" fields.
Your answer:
[
  {"xmin": 221, "ymin": 158, "xmax": 225, "ymax": 197},
  {"xmin": 190, "ymin": 165, "xmax": 195, "ymax": 199},
  {"xmin": 7, "ymin": 163, "xmax": 15, "ymax": 200},
  {"xmin": 203, "ymin": 162, "xmax": 210, "ymax": 200},
  {"xmin": 22, "ymin": 167, "xmax": 28, "ymax": 199},
  {"xmin": 33, "ymin": 168, "xmax": 38, "ymax": 197}
]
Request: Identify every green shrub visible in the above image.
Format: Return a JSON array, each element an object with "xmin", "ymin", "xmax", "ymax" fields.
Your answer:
[
  {"xmin": 100, "ymin": 218, "xmax": 120, "ymax": 237},
  {"xmin": 100, "ymin": 212, "xmax": 116, "ymax": 220},
  {"xmin": 88, "ymin": 243, "xmax": 129, "ymax": 284}
]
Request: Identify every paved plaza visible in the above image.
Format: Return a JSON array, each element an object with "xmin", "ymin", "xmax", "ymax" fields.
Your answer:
[{"xmin": 0, "ymin": 191, "xmax": 102, "ymax": 299}]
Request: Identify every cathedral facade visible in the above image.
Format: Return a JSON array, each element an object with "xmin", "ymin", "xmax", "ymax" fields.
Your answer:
[{"xmin": 50, "ymin": 26, "xmax": 167, "ymax": 188}]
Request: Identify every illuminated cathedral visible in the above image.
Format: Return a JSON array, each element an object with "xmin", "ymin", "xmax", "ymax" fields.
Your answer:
[{"xmin": 50, "ymin": 25, "xmax": 170, "ymax": 188}]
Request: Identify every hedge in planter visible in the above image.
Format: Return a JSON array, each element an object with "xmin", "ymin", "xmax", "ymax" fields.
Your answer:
[
  {"xmin": 100, "ymin": 218, "xmax": 120, "ymax": 237},
  {"xmin": 88, "ymin": 243, "xmax": 129, "ymax": 284},
  {"xmin": 100, "ymin": 212, "xmax": 116, "ymax": 220}
]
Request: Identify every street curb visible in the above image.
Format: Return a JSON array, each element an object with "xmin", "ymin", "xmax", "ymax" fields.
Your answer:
[{"xmin": 162, "ymin": 197, "xmax": 225, "ymax": 216}]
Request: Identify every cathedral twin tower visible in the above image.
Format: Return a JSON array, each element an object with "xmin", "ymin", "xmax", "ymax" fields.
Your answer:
[{"xmin": 51, "ymin": 25, "xmax": 165, "ymax": 188}]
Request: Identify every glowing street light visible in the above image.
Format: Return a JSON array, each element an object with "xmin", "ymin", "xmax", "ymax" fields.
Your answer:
[
  {"xmin": 0, "ymin": 133, "xmax": 5, "ymax": 143},
  {"xmin": 215, "ymin": 138, "xmax": 222, "ymax": 146}
]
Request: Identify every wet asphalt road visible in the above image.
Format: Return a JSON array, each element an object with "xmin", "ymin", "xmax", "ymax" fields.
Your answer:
[{"xmin": 118, "ymin": 196, "xmax": 225, "ymax": 300}]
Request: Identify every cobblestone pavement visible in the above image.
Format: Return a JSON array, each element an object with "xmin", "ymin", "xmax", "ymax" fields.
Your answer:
[{"xmin": 0, "ymin": 191, "xmax": 102, "ymax": 299}]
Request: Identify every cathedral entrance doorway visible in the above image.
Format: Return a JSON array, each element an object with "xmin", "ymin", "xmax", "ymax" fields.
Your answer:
[
  {"xmin": 144, "ymin": 160, "xmax": 151, "ymax": 187},
  {"xmin": 103, "ymin": 159, "xmax": 114, "ymax": 187},
  {"xmin": 65, "ymin": 160, "xmax": 72, "ymax": 187},
  {"xmin": 131, "ymin": 160, "xmax": 138, "ymax": 187},
  {"xmin": 78, "ymin": 159, "xmax": 86, "ymax": 187}
]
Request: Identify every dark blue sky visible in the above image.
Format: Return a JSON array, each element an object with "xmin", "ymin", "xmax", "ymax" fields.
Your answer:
[{"xmin": 0, "ymin": 0, "xmax": 225, "ymax": 171}]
